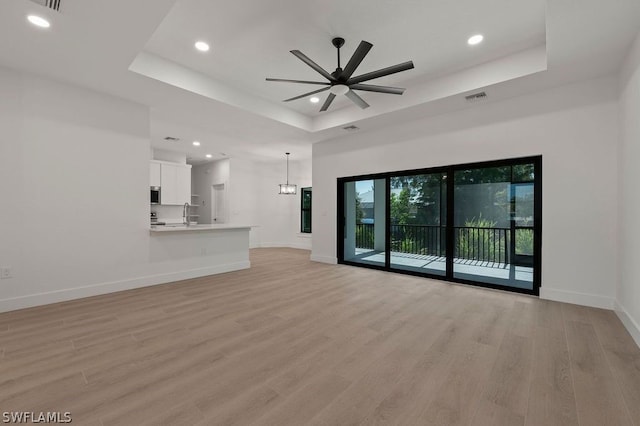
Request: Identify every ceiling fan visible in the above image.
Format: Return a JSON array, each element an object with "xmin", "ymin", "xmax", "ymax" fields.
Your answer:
[{"xmin": 266, "ymin": 37, "xmax": 414, "ymax": 112}]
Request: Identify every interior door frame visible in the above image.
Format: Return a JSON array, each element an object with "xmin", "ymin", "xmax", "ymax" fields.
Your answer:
[{"xmin": 211, "ymin": 182, "xmax": 227, "ymax": 223}]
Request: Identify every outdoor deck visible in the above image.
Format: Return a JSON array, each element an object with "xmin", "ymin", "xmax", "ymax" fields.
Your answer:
[{"xmin": 349, "ymin": 249, "xmax": 534, "ymax": 290}]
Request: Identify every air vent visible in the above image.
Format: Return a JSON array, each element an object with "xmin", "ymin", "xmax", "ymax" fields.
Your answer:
[
  {"xmin": 163, "ymin": 136, "xmax": 180, "ymax": 142},
  {"xmin": 343, "ymin": 125, "xmax": 360, "ymax": 131},
  {"xmin": 465, "ymin": 91, "xmax": 488, "ymax": 102},
  {"xmin": 28, "ymin": 0, "xmax": 61, "ymax": 11}
]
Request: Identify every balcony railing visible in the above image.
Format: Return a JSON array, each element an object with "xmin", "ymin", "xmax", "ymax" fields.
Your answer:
[
  {"xmin": 355, "ymin": 223, "xmax": 513, "ymax": 265},
  {"xmin": 453, "ymin": 226, "xmax": 509, "ymax": 265},
  {"xmin": 355, "ymin": 223, "xmax": 375, "ymax": 249},
  {"xmin": 391, "ymin": 224, "xmax": 445, "ymax": 257}
]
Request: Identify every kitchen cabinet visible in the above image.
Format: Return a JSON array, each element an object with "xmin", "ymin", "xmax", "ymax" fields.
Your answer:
[
  {"xmin": 150, "ymin": 162, "xmax": 161, "ymax": 187},
  {"xmin": 153, "ymin": 161, "xmax": 192, "ymax": 205},
  {"xmin": 176, "ymin": 166, "xmax": 191, "ymax": 205}
]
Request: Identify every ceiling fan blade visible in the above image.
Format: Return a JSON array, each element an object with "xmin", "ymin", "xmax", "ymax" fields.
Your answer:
[
  {"xmin": 349, "ymin": 83, "xmax": 405, "ymax": 95},
  {"xmin": 320, "ymin": 93, "xmax": 336, "ymax": 112},
  {"xmin": 348, "ymin": 61, "xmax": 415, "ymax": 85},
  {"xmin": 283, "ymin": 86, "xmax": 330, "ymax": 102},
  {"xmin": 341, "ymin": 41, "xmax": 373, "ymax": 80},
  {"xmin": 290, "ymin": 50, "xmax": 336, "ymax": 81},
  {"xmin": 266, "ymin": 78, "xmax": 330, "ymax": 86},
  {"xmin": 345, "ymin": 90, "xmax": 370, "ymax": 109}
]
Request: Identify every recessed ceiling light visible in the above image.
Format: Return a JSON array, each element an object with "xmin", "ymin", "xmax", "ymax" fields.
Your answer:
[
  {"xmin": 192, "ymin": 141, "xmax": 201, "ymax": 146},
  {"xmin": 467, "ymin": 34, "xmax": 484, "ymax": 45},
  {"xmin": 205, "ymin": 154, "xmax": 212, "ymax": 158},
  {"xmin": 310, "ymin": 97, "xmax": 320, "ymax": 103},
  {"xmin": 195, "ymin": 41, "xmax": 210, "ymax": 52},
  {"xmin": 27, "ymin": 15, "xmax": 50, "ymax": 28}
]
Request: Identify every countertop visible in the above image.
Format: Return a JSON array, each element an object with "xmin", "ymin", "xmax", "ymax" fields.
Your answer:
[{"xmin": 149, "ymin": 224, "xmax": 252, "ymax": 233}]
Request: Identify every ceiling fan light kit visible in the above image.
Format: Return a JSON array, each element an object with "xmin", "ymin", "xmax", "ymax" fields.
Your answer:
[
  {"xmin": 330, "ymin": 84, "xmax": 349, "ymax": 96},
  {"xmin": 266, "ymin": 37, "xmax": 415, "ymax": 112}
]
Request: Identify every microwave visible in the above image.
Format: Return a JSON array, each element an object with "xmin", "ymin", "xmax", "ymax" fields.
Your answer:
[{"xmin": 150, "ymin": 186, "xmax": 161, "ymax": 204}]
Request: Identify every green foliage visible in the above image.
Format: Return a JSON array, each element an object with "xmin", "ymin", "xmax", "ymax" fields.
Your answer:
[
  {"xmin": 456, "ymin": 216, "xmax": 507, "ymax": 263},
  {"xmin": 355, "ymin": 196, "xmax": 364, "ymax": 224},
  {"xmin": 464, "ymin": 216, "xmax": 495, "ymax": 229},
  {"xmin": 390, "ymin": 188, "xmax": 412, "ymax": 225},
  {"xmin": 515, "ymin": 228, "xmax": 534, "ymax": 256}
]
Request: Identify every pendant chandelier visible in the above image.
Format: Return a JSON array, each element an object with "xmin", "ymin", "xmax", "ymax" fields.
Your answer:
[{"xmin": 279, "ymin": 152, "xmax": 297, "ymax": 195}]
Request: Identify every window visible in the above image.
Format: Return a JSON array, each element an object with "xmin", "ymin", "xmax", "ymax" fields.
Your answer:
[{"xmin": 301, "ymin": 187, "xmax": 312, "ymax": 233}]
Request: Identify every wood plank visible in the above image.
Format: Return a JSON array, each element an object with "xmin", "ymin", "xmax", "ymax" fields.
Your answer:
[
  {"xmin": 253, "ymin": 374, "xmax": 351, "ymax": 426},
  {"xmin": 588, "ymin": 308, "xmax": 640, "ymax": 423},
  {"xmin": 198, "ymin": 386, "xmax": 280, "ymax": 426},
  {"xmin": 308, "ymin": 315, "xmax": 453, "ymax": 425},
  {"xmin": 480, "ymin": 331, "xmax": 534, "ymax": 416},
  {"xmin": 415, "ymin": 340, "xmax": 498, "ymax": 425},
  {"xmin": 565, "ymin": 320, "xmax": 633, "ymax": 426},
  {"xmin": 524, "ymin": 326, "xmax": 579, "ymax": 426}
]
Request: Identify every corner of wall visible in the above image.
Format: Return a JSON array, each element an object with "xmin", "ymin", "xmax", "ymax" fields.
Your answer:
[
  {"xmin": 540, "ymin": 287, "xmax": 615, "ymax": 310},
  {"xmin": 619, "ymin": 30, "xmax": 640, "ymax": 93},
  {"xmin": 615, "ymin": 301, "xmax": 640, "ymax": 348},
  {"xmin": 615, "ymin": 29, "xmax": 640, "ymax": 349},
  {"xmin": 310, "ymin": 254, "xmax": 338, "ymax": 265}
]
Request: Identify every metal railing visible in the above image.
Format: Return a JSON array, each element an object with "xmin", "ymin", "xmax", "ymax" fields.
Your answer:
[
  {"xmin": 453, "ymin": 226, "xmax": 509, "ymax": 265},
  {"xmin": 355, "ymin": 223, "xmax": 375, "ymax": 249},
  {"xmin": 355, "ymin": 223, "xmax": 511, "ymax": 265},
  {"xmin": 390, "ymin": 224, "xmax": 445, "ymax": 257}
]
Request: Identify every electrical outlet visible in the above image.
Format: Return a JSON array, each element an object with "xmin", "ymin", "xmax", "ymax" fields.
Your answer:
[{"xmin": 0, "ymin": 267, "xmax": 12, "ymax": 279}]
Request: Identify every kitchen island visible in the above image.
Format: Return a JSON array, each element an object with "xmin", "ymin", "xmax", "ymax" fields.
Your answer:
[
  {"xmin": 149, "ymin": 223, "xmax": 252, "ymax": 233},
  {"xmin": 148, "ymin": 224, "xmax": 252, "ymax": 281}
]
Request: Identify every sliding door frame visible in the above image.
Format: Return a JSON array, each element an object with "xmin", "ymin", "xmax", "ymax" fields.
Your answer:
[{"xmin": 336, "ymin": 155, "xmax": 542, "ymax": 296}]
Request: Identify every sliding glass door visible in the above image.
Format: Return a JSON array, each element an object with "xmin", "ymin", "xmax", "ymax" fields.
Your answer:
[
  {"xmin": 389, "ymin": 172, "xmax": 447, "ymax": 276},
  {"xmin": 342, "ymin": 178, "xmax": 386, "ymax": 267},
  {"xmin": 337, "ymin": 157, "xmax": 541, "ymax": 295},
  {"xmin": 452, "ymin": 163, "xmax": 536, "ymax": 290}
]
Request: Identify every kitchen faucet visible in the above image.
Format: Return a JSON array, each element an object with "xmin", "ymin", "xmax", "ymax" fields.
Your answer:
[{"xmin": 183, "ymin": 202, "xmax": 190, "ymax": 226}]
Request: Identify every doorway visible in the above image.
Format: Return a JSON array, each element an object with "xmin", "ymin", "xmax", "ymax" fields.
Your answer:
[
  {"xmin": 341, "ymin": 178, "xmax": 387, "ymax": 268},
  {"xmin": 211, "ymin": 183, "xmax": 226, "ymax": 223}
]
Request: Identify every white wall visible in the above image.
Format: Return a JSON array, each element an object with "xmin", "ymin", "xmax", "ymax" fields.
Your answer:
[
  {"xmin": 152, "ymin": 148, "xmax": 187, "ymax": 164},
  {"xmin": 617, "ymin": 31, "xmax": 640, "ymax": 346},
  {"xmin": 191, "ymin": 155, "xmax": 312, "ymax": 250},
  {"xmin": 229, "ymin": 157, "xmax": 312, "ymax": 250},
  {"xmin": 312, "ymin": 76, "xmax": 620, "ymax": 309},
  {"xmin": 192, "ymin": 158, "xmax": 230, "ymax": 225},
  {"xmin": 0, "ymin": 67, "xmax": 248, "ymax": 312}
]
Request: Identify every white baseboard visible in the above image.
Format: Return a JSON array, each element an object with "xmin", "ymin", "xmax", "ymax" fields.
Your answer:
[
  {"xmin": 310, "ymin": 254, "xmax": 338, "ymax": 265},
  {"xmin": 252, "ymin": 242, "xmax": 288, "ymax": 248},
  {"xmin": 252, "ymin": 242, "xmax": 312, "ymax": 250},
  {"xmin": 614, "ymin": 301, "xmax": 640, "ymax": 349},
  {"xmin": 539, "ymin": 287, "xmax": 615, "ymax": 309},
  {"xmin": 0, "ymin": 261, "xmax": 250, "ymax": 313}
]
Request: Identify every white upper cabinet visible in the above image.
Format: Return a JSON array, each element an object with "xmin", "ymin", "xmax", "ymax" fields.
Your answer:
[
  {"xmin": 152, "ymin": 161, "xmax": 192, "ymax": 205},
  {"xmin": 150, "ymin": 162, "xmax": 161, "ymax": 187},
  {"xmin": 160, "ymin": 163, "xmax": 178, "ymax": 205},
  {"xmin": 176, "ymin": 165, "xmax": 191, "ymax": 205}
]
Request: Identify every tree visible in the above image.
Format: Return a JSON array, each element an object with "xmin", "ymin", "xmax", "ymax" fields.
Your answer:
[
  {"xmin": 355, "ymin": 196, "xmax": 364, "ymax": 224},
  {"xmin": 390, "ymin": 188, "xmax": 411, "ymax": 224}
]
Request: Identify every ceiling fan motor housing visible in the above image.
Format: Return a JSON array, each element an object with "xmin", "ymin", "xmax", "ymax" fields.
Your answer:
[{"xmin": 332, "ymin": 37, "xmax": 345, "ymax": 49}]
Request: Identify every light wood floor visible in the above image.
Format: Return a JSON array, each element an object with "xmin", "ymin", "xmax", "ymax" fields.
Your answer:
[{"xmin": 1, "ymin": 248, "xmax": 639, "ymax": 426}]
